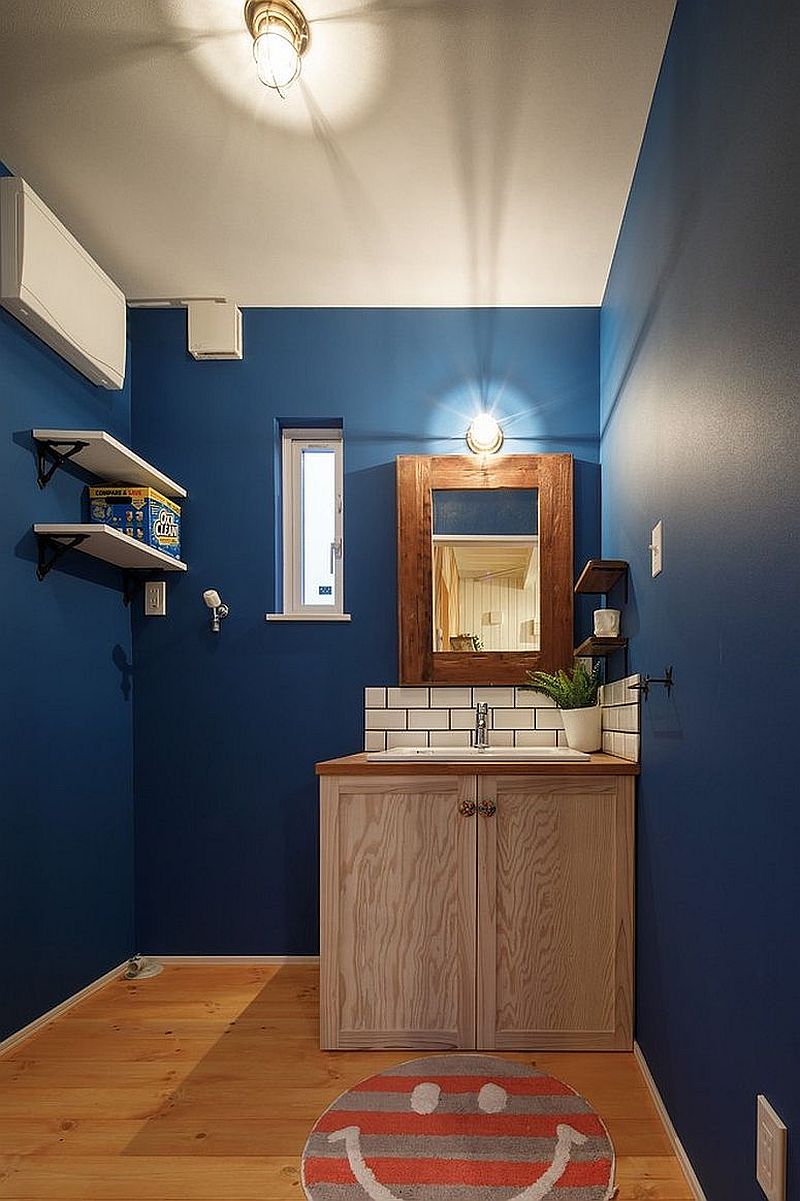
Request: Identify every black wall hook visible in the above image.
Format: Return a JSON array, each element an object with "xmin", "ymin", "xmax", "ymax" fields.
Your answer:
[{"xmin": 628, "ymin": 666, "xmax": 674, "ymax": 700}]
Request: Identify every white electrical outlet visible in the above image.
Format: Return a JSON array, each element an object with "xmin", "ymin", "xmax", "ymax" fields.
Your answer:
[
  {"xmin": 650, "ymin": 520, "xmax": 663, "ymax": 577},
  {"xmin": 144, "ymin": 580, "xmax": 166, "ymax": 617},
  {"xmin": 757, "ymin": 1095, "xmax": 787, "ymax": 1201}
]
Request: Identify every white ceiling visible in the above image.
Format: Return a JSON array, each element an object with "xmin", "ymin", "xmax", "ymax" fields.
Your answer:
[{"xmin": 0, "ymin": 0, "xmax": 674, "ymax": 306}]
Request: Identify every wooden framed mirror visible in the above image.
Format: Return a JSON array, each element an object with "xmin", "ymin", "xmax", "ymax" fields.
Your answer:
[{"xmin": 397, "ymin": 454, "xmax": 573, "ymax": 684}]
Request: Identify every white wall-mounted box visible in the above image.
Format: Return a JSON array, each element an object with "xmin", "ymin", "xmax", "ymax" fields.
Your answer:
[
  {"xmin": 187, "ymin": 300, "xmax": 243, "ymax": 360},
  {"xmin": 0, "ymin": 177, "xmax": 126, "ymax": 389}
]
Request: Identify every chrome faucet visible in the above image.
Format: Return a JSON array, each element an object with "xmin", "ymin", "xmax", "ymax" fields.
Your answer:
[{"xmin": 474, "ymin": 702, "xmax": 489, "ymax": 750}]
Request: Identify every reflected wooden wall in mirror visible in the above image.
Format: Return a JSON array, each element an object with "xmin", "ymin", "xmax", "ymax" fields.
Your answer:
[{"xmin": 397, "ymin": 455, "xmax": 573, "ymax": 685}]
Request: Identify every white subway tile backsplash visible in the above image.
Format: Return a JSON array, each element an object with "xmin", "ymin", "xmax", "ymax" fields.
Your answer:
[
  {"xmin": 620, "ymin": 733, "xmax": 640, "ymax": 761},
  {"xmin": 514, "ymin": 688, "xmax": 556, "ymax": 708},
  {"xmin": 431, "ymin": 687, "xmax": 472, "ymax": 709},
  {"xmin": 366, "ymin": 709, "xmax": 406, "ymax": 730},
  {"xmin": 493, "ymin": 708, "xmax": 535, "ymax": 730},
  {"xmin": 598, "ymin": 674, "xmax": 641, "ymax": 761},
  {"xmin": 599, "ymin": 675, "xmax": 641, "ymax": 707},
  {"xmin": 387, "ymin": 687, "xmax": 429, "ymax": 708},
  {"xmin": 535, "ymin": 709, "xmax": 564, "ymax": 730},
  {"xmin": 362, "ymin": 677, "xmax": 640, "ymax": 763},
  {"xmin": 432, "ymin": 730, "xmax": 471, "ymax": 747},
  {"xmin": 386, "ymin": 731, "xmax": 428, "ymax": 749},
  {"xmin": 408, "ymin": 708, "xmax": 449, "ymax": 730},
  {"xmin": 602, "ymin": 704, "xmax": 639, "ymax": 733},
  {"xmin": 473, "ymin": 686, "xmax": 515, "ymax": 707},
  {"xmin": 601, "ymin": 725, "xmax": 639, "ymax": 761},
  {"xmin": 514, "ymin": 730, "xmax": 558, "ymax": 747},
  {"xmin": 451, "ymin": 708, "xmax": 485, "ymax": 730},
  {"xmin": 488, "ymin": 730, "xmax": 514, "ymax": 748}
]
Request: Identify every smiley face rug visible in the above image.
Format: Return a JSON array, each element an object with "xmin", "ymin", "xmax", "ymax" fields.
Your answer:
[{"xmin": 301, "ymin": 1054, "xmax": 615, "ymax": 1201}]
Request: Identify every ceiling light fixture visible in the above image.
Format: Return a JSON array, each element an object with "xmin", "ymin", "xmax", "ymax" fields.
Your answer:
[
  {"xmin": 466, "ymin": 413, "xmax": 504, "ymax": 455},
  {"xmin": 244, "ymin": 0, "xmax": 310, "ymax": 93}
]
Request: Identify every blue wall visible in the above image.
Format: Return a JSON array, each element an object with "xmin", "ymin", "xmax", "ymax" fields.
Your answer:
[
  {"xmin": 433, "ymin": 489, "xmax": 539, "ymax": 535},
  {"xmin": 130, "ymin": 307, "xmax": 600, "ymax": 953},
  {"xmin": 0, "ymin": 164, "xmax": 135, "ymax": 1039},
  {"xmin": 600, "ymin": 2, "xmax": 799, "ymax": 1198}
]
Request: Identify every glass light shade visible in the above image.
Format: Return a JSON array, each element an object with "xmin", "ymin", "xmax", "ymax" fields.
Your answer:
[
  {"xmin": 466, "ymin": 413, "xmax": 504, "ymax": 454},
  {"xmin": 254, "ymin": 29, "xmax": 301, "ymax": 89}
]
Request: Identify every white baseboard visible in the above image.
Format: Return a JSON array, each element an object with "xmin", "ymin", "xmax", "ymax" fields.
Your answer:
[
  {"xmin": 634, "ymin": 1041, "xmax": 707, "ymax": 1201},
  {"xmin": 153, "ymin": 955, "xmax": 320, "ymax": 965},
  {"xmin": 0, "ymin": 960, "xmax": 128, "ymax": 1058}
]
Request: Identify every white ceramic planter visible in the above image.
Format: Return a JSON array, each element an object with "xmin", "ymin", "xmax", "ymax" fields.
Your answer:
[{"xmin": 561, "ymin": 705, "xmax": 602, "ymax": 753}]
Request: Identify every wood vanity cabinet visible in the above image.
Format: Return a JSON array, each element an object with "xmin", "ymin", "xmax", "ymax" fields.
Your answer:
[{"xmin": 319, "ymin": 767, "xmax": 634, "ymax": 1051}]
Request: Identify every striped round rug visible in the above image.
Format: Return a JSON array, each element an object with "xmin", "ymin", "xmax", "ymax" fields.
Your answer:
[{"xmin": 301, "ymin": 1054, "xmax": 615, "ymax": 1201}]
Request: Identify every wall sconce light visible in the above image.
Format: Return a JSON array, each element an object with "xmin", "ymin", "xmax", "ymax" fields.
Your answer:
[
  {"xmin": 244, "ymin": 0, "xmax": 310, "ymax": 93},
  {"xmin": 466, "ymin": 413, "xmax": 504, "ymax": 455}
]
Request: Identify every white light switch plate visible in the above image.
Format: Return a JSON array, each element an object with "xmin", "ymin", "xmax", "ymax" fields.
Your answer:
[
  {"xmin": 757, "ymin": 1094, "xmax": 787, "ymax": 1201},
  {"xmin": 144, "ymin": 580, "xmax": 166, "ymax": 617},
  {"xmin": 650, "ymin": 520, "xmax": 663, "ymax": 577}
]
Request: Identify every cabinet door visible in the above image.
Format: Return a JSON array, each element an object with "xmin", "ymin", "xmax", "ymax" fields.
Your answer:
[
  {"xmin": 477, "ymin": 774, "xmax": 634, "ymax": 1050},
  {"xmin": 320, "ymin": 774, "xmax": 477, "ymax": 1050}
]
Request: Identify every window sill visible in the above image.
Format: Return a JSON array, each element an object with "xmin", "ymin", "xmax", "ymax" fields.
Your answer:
[{"xmin": 265, "ymin": 613, "xmax": 352, "ymax": 622}]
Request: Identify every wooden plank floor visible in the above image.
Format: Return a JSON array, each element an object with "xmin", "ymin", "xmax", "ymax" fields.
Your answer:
[{"xmin": 0, "ymin": 964, "xmax": 694, "ymax": 1200}]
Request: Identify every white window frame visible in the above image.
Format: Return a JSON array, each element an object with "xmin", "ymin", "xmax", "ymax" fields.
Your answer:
[{"xmin": 271, "ymin": 428, "xmax": 347, "ymax": 621}]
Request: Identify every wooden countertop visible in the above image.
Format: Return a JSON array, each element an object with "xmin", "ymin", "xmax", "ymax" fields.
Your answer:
[{"xmin": 316, "ymin": 752, "xmax": 639, "ymax": 776}]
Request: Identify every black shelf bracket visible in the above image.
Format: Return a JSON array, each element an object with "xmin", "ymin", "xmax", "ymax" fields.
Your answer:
[
  {"xmin": 122, "ymin": 571, "xmax": 164, "ymax": 608},
  {"xmin": 35, "ymin": 534, "xmax": 162, "ymax": 608},
  {"xmin": 35, "ymin": 439, "xmax": 90, "ymax": 489},
  {"xmin": 628, "ymin": 665, "xmax": 674, "ymax": 701},
  {"xmin": 35, "ymin": 532, "xmax": 89, "ymax": 581},
  {"xmin": 122, "ymin": 573, "xmax": 143, "ymax": 608}
]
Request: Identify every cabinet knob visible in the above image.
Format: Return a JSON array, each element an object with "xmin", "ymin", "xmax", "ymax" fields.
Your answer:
[
  {"xmin": 458, "ymin": 799, "xmax": 477, "ymax": 817},
  {"xmin": 478, "ymin": 799, "xmax": 497, "ymax": 818}
]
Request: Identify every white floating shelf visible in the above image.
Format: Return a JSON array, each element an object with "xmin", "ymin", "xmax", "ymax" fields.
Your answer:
[
  {"xmin": 34, "ymin": 524, "xmax": 187, "ymax": 572},
  {"xmin": 32, "ymin": 429, "xmax": 187, "ymax": 498}
]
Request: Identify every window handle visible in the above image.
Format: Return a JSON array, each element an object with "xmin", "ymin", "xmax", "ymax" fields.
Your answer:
[{"xmin": 330, "ymin": 538, "xmax": 342, "ymax": 573}]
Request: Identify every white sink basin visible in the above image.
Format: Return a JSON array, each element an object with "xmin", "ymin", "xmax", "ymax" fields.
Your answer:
[{"xmin": 366, "ymin": 746, "xmax": 591, "ymax": 763}]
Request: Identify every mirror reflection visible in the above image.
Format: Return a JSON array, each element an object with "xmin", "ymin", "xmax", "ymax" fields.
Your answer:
[{"xmin": 432, "ymin": 489, "xmax": 540, "ymax": 653}]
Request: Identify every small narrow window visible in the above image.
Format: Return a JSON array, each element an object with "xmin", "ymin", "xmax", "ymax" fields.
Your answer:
[{"xmin": 279, "ymin": 428, "xmax": 345, "ymax": 617}]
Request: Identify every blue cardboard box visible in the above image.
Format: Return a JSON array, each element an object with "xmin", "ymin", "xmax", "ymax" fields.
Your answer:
[{"xmin": 89, "ymin": 486, "xmax": 181, "ymax": 559}]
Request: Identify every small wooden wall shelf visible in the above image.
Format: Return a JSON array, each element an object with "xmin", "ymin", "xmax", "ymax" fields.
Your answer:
[
  {"xmin": 575, "ymin": 559, "xmax": 628, "ymax": 595},
  {"xmin": 574, "ymin": 635, "xmax": 628, "ymax": 659}
]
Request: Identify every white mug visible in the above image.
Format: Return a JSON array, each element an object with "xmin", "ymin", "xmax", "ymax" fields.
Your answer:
[{"xmin": 593, "ymin": 608, "xmax": 621, "ymax": 637}]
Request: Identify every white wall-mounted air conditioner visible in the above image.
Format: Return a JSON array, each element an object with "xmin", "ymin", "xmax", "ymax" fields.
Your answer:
[{"xmin": 0, "ymin": 177, "xmax": 126, "ymax": 389}]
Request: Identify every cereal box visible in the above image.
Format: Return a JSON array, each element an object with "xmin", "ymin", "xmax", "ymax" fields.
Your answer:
[{"xmin": 88, "ymin": 486, "xmax": 181, "ymax": 559}]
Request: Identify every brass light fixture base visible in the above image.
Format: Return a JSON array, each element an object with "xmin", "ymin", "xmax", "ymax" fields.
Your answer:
[
  {"xmin": 465, "ymin": 414, "xmax": 504, "ymax": 455},
  {"xmin": 244, "ymin": 0, "xmax": 311, "ymax": 58}
]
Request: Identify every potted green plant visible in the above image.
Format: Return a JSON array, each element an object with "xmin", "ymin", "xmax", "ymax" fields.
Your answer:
[{"xmin": 522, "ymin": 662, "xmax": 603, "ymax": 752}]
